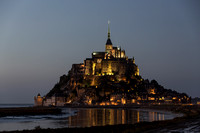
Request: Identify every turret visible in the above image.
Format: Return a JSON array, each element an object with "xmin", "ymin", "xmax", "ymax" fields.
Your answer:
[{"xmin": 34, "ymin": 93, "xmax": 43, "ymax": 106}]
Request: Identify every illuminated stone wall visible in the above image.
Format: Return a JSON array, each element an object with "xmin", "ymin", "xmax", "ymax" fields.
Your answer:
[{"xmin": 105, "ymin": 44, "xmax": 113, "ymax": 53}]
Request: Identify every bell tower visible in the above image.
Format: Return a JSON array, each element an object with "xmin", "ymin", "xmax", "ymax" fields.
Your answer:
[{"xmin": 105, "ymin": 21, "xmax": 113, "ymax": 53}]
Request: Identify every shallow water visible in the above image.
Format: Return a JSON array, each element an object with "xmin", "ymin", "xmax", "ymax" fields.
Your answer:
[
  {"xmin": 0, "ymin": 107, "xmax": 181, "ymax": 131},
  {"xmin": 0, "ymin": 104, "xmax": 33, "ymax": 108}
]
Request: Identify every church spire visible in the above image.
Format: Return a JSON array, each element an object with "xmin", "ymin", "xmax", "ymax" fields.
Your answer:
[
  {"xmin": 108, "ymin": 20, "xmax": 110, "ymax": 39},
  {"xmin": 106, "ymin": 20, "xmax": 112, "ymax": 45}
]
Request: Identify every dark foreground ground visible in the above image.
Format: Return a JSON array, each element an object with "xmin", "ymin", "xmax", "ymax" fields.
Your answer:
[
  {"xmin": 0, "ymin": 107, "xmax": 62, "ymax": 117},
  {"xmin": 0, "ymin": 105, "xmax": 200, "ymax": 133}
]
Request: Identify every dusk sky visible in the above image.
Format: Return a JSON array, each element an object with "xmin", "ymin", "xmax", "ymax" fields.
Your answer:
[{"xmin": 0, "ymin": 0, "xmax": 200, "ymax": 103}]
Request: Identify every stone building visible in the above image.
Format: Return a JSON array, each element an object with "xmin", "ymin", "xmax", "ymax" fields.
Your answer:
[
  {"xmin": 34, "ymin": 22, "xmax": 140, "ymax": 106},
  {"xmin": 83, "ymin": 22, "xmax": 139, "ymax": 82},
  {"xmin": 42, "ymin": 93, "xmax": 66, "ymax": 106}
]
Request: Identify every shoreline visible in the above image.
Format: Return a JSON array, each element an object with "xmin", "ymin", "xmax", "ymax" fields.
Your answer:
[{"xmin": 0, "ymin": 105, "xmax": 199, "ymax": 132}]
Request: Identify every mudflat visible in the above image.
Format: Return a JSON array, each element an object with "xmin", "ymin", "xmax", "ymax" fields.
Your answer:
[{"xmin": 0, "ymin": 105, "xmax": 200, "ymax": 133}]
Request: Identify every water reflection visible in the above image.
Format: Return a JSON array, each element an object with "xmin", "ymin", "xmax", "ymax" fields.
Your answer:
[
  {"xmin": 67, "ymin": 108, "xmax": 166, "ymax": 127},
  {"xmin": 0, "ymin": 108, "xmax": 178, "ymax": 131}
]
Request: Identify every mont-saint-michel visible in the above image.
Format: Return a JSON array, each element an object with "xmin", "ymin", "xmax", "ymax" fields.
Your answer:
[{"xmin": 34, "ymin": 23, "xmax": 190, "ymax": 107}]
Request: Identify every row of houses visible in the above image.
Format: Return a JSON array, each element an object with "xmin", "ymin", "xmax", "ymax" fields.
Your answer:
[
  {"xmin": 34, "ymin": 93, "xmax": 66, "ymax": 106},
  {"xmin": 34, "ymin": 92, "xmax": 190, "ymax": 107}
]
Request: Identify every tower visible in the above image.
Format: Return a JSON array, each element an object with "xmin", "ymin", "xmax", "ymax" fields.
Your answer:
[{"xmin": 105, "ymin": 21, "xmax": 113, "ymax": 53}]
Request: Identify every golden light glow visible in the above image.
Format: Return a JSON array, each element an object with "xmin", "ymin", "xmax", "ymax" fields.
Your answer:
[
  {"xmin": 137, "ymin": 97, "xmax": 141, "ymax": 100},
  {"xmin": 110, "ymin": 97, "xmax": 114, "ymax": 101},
  {"xmin": 66, "ymin": 100, "xmax": 71, "ymax": 103},
  {"xmin": 107, "ymin": 62, "xmax": 112, "ymax": 74},
  {"xmin": 100, "ymin": 102, "xmax": 106, "ymax": 106},
  {"xmin": 149, "ymin": 88, "xmax": 156, "ymax": 94},
  {"xmin": 121, "ymin": 98, "xmax": 126, "ymax": 105},
  {"xmin": 148, "ymin": 97, "xmax": 155, "ymax": 100},
  {"xmin": 137, "ymin": 111, "xmax": 140, "ymax": 122},
  {"xmin": 88, "ymin": 99, "xmax": 92, "ymax": 105},
  {"xmin": 131, "ymin": 99, "xmax": 136, "ymax": 103},
  {"xmin": 106, "ymin": 102, "xmax": 110, "ymax": 105},
  {"xmin": 92, "ymin": 63, "xmax": 96, "ymax": 75},
  {"xmin": 172, "ymin": 97, "xmax": 177, "ymax": 100}
]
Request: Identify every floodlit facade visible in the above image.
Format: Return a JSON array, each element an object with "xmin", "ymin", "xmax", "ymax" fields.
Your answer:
[
  {"xmin": 82, "ymin": 22, "xmax": 139, "ymax": 82},
  {"xmin": 34, "ymin": 22, "xmax": 190, "ymax": 107}
]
